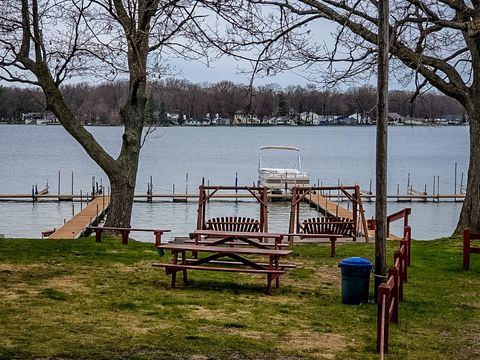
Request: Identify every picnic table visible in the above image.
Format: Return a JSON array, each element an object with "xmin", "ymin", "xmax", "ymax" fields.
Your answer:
[
  {"xmin": 190, "ymin": 230, "xmax": 286, "ymax": 249},
  {"xmin": 153, "ymin": 243, "xmax": 292, "ymax": 294}
]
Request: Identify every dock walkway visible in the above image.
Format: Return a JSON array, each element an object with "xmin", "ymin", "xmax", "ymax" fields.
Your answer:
[
  {"xmin": 48, "ymin": 196, "xmax": 110, "ymax": 239},
  {"xmin": 305, "ymin": 193, "xmax": 353, "ymax": 219}
]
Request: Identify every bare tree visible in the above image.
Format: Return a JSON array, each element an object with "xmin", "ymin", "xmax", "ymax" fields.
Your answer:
[
  {"xmin": 0, "ymin": 0, "xmax": 206, "ymax": 227},
  {"xmin": 204, "ymin": 0, "xmax": 480, "ymax": 233}
]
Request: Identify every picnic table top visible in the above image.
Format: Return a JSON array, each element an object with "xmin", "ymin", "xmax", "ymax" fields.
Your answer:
[
  {"xmin": 157, "ymin": 243, "xmax": 292, "ymax": 256},
  {"xmin": 192, "ymin": 230, "xmax": 284, "ymax": 238}
]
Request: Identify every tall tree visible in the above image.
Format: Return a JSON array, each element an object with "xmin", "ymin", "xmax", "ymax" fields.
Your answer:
[
  {"xmin": 0, "ymin": 0, "xmax": 204, "ymax": 227},
  {"xmin": 208, "ymin": 0, "xmax": 480, "ymax": 233}
]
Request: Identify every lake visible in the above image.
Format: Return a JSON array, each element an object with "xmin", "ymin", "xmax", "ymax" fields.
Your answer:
[{"xmin": 0, "ymin": 124, "xmax": 469, "ymax": 240}]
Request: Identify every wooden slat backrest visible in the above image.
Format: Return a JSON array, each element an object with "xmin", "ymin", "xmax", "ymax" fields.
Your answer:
[
  {"xmin": 301, "ymin": 217, "xmax": 353, "ymax": 235},
  {"xmin": 205, "ymin": 217, "xmax": 260, "ymax": 232}
]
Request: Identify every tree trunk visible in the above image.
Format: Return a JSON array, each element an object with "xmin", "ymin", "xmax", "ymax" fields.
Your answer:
[
  {"xmin": 455, "ymin": 102, "xmax": 480, "ymax": 233},
  {"xmin": 103, "ymin": 101, "xmax": 144, "ymax": 228},
  {"xmin": 105, "ymin": 166, "xmax": 138, "ymax": 228}
]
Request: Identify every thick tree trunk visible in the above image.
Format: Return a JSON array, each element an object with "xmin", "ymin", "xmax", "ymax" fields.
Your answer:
[
  {"xmin": 455, "ymin": 103, "xmax": 480, "ymax": 233},
  {"xmin": 106, "ymin": 173, "xmax": 137, "ymax": 228},
  {"xmin": 103, "ymin": 102, "xmax": 144, "ymax": 228}
]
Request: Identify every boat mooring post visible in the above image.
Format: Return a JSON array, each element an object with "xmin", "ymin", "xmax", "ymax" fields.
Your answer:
[
  {"xmin": 454, "ymin": 162, "xmax": 457, "ymax": 202},
  {"xmin": 72, "ymin": 204, "xmax": 75, "ymax": 218},
  {"xmin": 185, "ymin": 172, "xmax": 189, "ymax": 202},
  {"xmin": 460, "ymin": 172, "xmax": 465, "ymax": 194},
  {"xmin": 80, "ymin": 190, "xmax": 83, "ymax": 210},
  {"xmin": 437, "ymin": 175, "xmax": 440, "ymax": 201},
  {"xmin": 147, "ymin": 176, "xmax": 153, "ymax": 203},
  {"xmin": 91, "ymin": 176, "xmax": 95, "ymax": 199},
  {"xmin": 71, "ymin": 172, "xmax": 74, "ymax": 196},
  {"xmin": 235, "ymin": 172, "xmax": 238, "ymax": 204},
  {"xmin": 58, "ymin": 170, "xmax": 61, "ymax": 196},
  {"xmin": 432, "ymin": 175, "xmax": 436, "ymax": 202}
]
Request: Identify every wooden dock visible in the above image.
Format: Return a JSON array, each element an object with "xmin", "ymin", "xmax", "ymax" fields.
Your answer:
[
  {"xmin": 48, "ymin": 196, "xmax": 110, "ymax": 239},
  {"xmin": 305, "ymin": 193, "xmax": 353, "ymax": 219}
]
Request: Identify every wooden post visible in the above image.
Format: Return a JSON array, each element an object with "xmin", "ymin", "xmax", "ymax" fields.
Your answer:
[
  {"xmin": 235, "ymin": 172, "xmax": 238, "ymax": 204},
  {"xmin": 58, "ymin": 170, "xmax": 61, "ymax": 196},
  {"xmin": 454, "ymin": 162, "xmax": 457, "ymax": 202},
  {"xmin": 464, "ymin": 228, "xmax": 470, "ymax": 270},
  {"xmin": 96, "ymin": 229, "xmax": 102, "ymax": 242},
  {"xmin": 122, "ymin": 230, "xmax": 129, "ymax": 245},
  {"xmin": 262, "ymin": 187, "xmax": 268, "ymax": 232},
  {"xmin": 154, "ymin": 230, "xmax": 163, "ymax": 247},
  {"xmin": 375, "ymin": 0, "xmax": 390, "ymax": 302},
  {"xmin": 288, "ymin": 188, "xmax": 297, "ymax": 246},
  {"xmin": 197, "ymin": 185, "xmax": 204, "ymax": 231}
]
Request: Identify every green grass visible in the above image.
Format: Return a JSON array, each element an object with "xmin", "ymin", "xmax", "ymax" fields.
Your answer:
[{"xmin": 0, "ymin": 236, "xmax": 479, "ymax": 359}]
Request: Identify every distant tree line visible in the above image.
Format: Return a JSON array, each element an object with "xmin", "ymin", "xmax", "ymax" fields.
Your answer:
[{"xmin": 0, "ymin": 80, "xmax": 465, "ymax": 124}]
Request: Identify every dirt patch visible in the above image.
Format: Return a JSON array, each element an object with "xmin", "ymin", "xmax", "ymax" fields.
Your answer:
[
  {"xmin": 44, "ymin": 275, "xmax": 90, "ymax": 295},
  {"xmin": 186, "ymin": 306, "xmax": 253, "ymax": 322},
  {"xmin": 111, "ymin": 262, "xmax": 151, "ymax": 272},
  {"xmin": 203, "ymin": 326, "xmax": 348, "ymax": 359}
]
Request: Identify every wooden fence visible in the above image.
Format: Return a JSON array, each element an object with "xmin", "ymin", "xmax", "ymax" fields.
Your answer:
[{"xmin": 377, "ymin": 225, "xmax": 412, "ymax": 358}]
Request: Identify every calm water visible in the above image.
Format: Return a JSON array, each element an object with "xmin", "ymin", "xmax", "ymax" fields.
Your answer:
[{"xmin": 0, "ymin": 125, "xmax": 469, "ymax": 240}]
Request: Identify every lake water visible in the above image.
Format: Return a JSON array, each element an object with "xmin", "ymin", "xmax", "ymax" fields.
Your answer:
[{"xmin": 0, "ymin": 125, "xmax": 469, "ymax": 240}]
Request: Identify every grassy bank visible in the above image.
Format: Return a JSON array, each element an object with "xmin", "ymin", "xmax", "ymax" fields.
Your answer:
[{"xmin": 0, "ymin": 236, "xmax": 479, "ymax": 359}]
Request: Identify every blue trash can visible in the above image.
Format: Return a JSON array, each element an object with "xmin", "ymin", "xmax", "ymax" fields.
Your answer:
[{"xmin": 338, "ymin": 257, "xmax": 373, "ymax": 304}]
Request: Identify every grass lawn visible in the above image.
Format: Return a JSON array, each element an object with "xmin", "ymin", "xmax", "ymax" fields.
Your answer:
[{"xmin": 0, "ymin": 236, "xmax": 479, "ymax": 359}]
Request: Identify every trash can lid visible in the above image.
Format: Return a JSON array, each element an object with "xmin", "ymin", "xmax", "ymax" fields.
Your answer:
[{"xmin": 338, "ymin": 257, "xmax": 373, "ymax": 268}]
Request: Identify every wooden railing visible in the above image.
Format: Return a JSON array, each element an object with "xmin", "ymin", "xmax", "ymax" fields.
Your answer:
[
  {"xmin": 386, "ymin": 208, "xmax": 411, "ymax": 238},
  {"xmin": 377, "ymin": 225, "xmax": 412, "ymax": 358}
]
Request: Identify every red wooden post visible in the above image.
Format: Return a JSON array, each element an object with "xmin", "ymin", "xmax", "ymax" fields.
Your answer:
[
  {"xmin": 405, "ymin": 225, "xmax": 412, "ymax": 266},
  {"xmin": 400, "ymin": 240, "xmax": 408, "ymax": 282},
  {"xmin": 377, "ymin": 285, "xmax": 390, "ymax": 354},
  {"xmin": 330, "ymin": 237, "xmax": 336, "ymax": 256},
  {"xmin": 154, "ymin": 230, "xmax": 163, "ymax": 247},
  {"xmin": 96, "ymin": 229, "xmax": 102, "ymax": 243},
  {"xmin": 353, "ymin": 185, "xmax": 359, "ymax": 242},
  {"xmin": 389, "ymin": 267, "xmax": 399, "ymax": 323},
  {"xmin": 121, "ymin": 230, "xmax": 130, "ymax": 245},
  {"xmin": 464, "ymin": 228, "xmax": 471, "ymax": 270}
]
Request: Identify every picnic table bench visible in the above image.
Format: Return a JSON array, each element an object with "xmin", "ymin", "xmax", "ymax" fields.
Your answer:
[
  {"xmin": 153, "ymin": 243, "xmax": 292, "ymax": 294},
  {"xmin": 85, "ymin": 226, "xmax": 170, "ymax": 246}
]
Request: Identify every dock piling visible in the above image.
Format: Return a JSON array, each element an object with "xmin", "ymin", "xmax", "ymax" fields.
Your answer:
[{"xmin": 454, "ymin": 163, "xmax": 457, "ymax": 202}]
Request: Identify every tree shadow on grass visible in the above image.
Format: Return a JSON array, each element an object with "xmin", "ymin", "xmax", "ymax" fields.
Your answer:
[{"xmin": 175, "ymin": 278, "xmax": 294, "ymax": 296}]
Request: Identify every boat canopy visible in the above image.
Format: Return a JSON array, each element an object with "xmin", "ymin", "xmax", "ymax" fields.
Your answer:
[
  {"xmin": 260, "ymin": 145, "xmax": 300, "ymax": 152},
  {"xmin": 258, "ymin": 145, "xmax": 303, "ymax": 170}
]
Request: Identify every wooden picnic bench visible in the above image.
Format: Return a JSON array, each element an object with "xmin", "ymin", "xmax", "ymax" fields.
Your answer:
[
  {"xmin": 205, "ymin": 216, "xmax": 260, "ymax": 232},
  {"xmin": 85, "ymin": 226, "xmax": 170, "ymax": 246},
  {"xmin": 153, "ymin": 243, "xmax": 292, "ymax": 294},
  {"xmin": 293, "ymin": 216, "xmax": 355, "ymax": 255}
]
